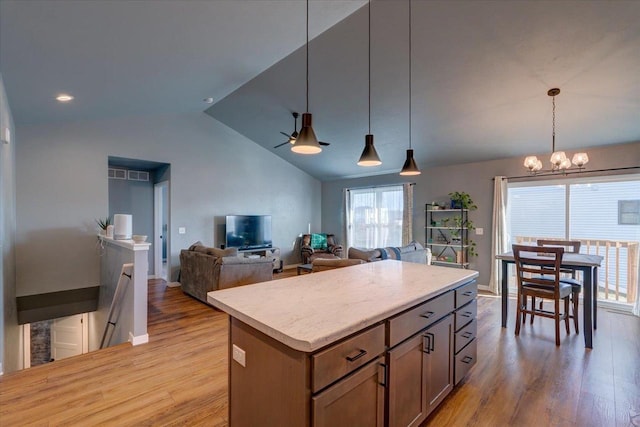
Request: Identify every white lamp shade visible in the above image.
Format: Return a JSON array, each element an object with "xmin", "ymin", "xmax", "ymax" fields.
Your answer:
[
  {"xmin": 524, "ymin": 156, "xmax": 539, "ymax": 169},
  {"xmin": 550, "ymin": 151, "xmax": 567, "ymax": 166},
  {"xmin": 572, "ymin": 152, "xmax": 589, "ymax": 167}
]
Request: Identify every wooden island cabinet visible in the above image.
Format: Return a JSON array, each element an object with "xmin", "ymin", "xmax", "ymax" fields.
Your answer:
[{"xmin": 209, "ymin": 260, "xmax": 478, "ymax": 427}]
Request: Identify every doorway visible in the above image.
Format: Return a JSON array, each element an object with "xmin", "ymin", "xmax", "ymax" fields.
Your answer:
[
  {"xmin": 108, "ymin": 157, "xmax": 171, "ymax": 278},
  {"xmin": 154, "ymin": 181, "xmax": 169, "ymax": 281},
  {"xmin": 24, "ymin": 313, "xmax": 89, "ymax": 368}
]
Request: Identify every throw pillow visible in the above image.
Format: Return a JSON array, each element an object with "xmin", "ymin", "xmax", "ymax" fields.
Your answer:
[
  {"xmin": 189, "ymin": 241, "xmax": 204, "ymax": 251},
  {"xmin": 205, "ymin": 247, "xmax": 239, "ymax": 257},
  {"xmin": 310, "ymin": 233, "xmax": 328, "ymax": 250}
]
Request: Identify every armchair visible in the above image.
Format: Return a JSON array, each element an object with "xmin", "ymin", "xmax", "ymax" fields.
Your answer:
[{"xmin": 300, "ymin": 233, "xmax": 343, "ymax": 264}]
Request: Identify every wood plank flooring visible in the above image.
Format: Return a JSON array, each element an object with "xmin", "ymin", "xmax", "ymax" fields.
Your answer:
[{"xmin": 1, "ymin": 275, "xmax": 638, "ymax": 426}]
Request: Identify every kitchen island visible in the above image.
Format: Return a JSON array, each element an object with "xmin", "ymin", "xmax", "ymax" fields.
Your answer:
[{"xmin": 208, "ymin": 259, "xmax": 479, "ymax": 427}]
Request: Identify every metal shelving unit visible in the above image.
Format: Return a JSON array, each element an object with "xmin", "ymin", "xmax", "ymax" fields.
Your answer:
[{"xmin": 425, "ymin": 204, "xmax": 470, "ymax": 268}]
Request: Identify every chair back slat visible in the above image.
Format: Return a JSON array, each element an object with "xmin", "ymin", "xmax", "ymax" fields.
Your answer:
[
  {"xmin": 513, "ymin": 244, "xmax": 564, "ymax": 296},
  {"xmin": 537, "ymin": 239, "xmax": 581, "ymax": 253}
]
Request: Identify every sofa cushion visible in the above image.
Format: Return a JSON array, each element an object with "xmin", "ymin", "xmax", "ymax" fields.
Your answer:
[
  {"xmin": 205, "ymin": 247, "xmax": 238, "ymax": 257},
  {"xmin": 191, "ymin": 244, "xmax": 238, "ymax": 258},
  {"xmin": 348, "ymin": 247, "xmax": 382, "ymax": 262}
]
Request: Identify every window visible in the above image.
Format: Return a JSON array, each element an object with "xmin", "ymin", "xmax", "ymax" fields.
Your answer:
[
  {"xmin": 347, "ymin": 185, "xmax": 404, "ymax": 248},
  {"xmin": 507, "ymin": 174, "xmax": 640, "ymax": 304}
]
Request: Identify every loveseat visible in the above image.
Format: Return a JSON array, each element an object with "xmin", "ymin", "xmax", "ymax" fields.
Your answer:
[
  {"xmin": 348, "ymin": 241, "xmax": 428, "ymax": 264},
  {"xmin": 179, "ymin": 243, "xmax": 273, "ymax": 304}
]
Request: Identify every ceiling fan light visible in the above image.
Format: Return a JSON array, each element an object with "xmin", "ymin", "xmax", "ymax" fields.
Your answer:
[
  {"xmin": 291, "ymin": 113, "xmax": 322, "ymax": 154},
  {"xmin": 358, "ymin": 134, "xmax": 382, "ymax": 166},
  {"xmin": 399, "ymin": 149, "xmax": 421, "ymax": 176},
  {"xmin": 572, "ymin": 152, "xmax": 589, "ymax": 167}
]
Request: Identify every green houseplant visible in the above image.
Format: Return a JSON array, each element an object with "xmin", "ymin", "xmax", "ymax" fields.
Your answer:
[
  {"xmin": 448, "ymin": 191, "xmax": 477, "ymax": 210},
  {"xmin": 95, "ymin": 217, "xmax": 111, "ymax": 235}
]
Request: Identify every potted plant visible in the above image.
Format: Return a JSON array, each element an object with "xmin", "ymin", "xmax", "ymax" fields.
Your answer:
[
  {"xmin": 95, "ymin": 217, "xmax": 111, "ymax": 235},
  {"xmin": 448, "ymin": 191, "xmax": 477, "ymax": 210},
  {"xmin": 449, "ymin": 217, "xmax": 478, "ymax": 259}
]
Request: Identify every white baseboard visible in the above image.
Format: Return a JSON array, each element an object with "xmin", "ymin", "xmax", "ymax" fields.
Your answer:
[
  {"xmin": 129, "ymin": 332, "xmax": 149, "ymax": 346},
  {"xmin": 167, "ymin": 281, "xmax": 181, "ymax": 288}
]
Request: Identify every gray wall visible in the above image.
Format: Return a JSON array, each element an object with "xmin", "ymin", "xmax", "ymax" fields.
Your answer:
[
  {"xmin": 322, "ymin": 141, "xmax": 640, "ymax": 288},
  {"xmin": 15, "ymin": 112, "xmax": 321, "ymax": 297},
  {"xmin": 1, "ymin": 73, "xmax": 21, "ymax": 373}
]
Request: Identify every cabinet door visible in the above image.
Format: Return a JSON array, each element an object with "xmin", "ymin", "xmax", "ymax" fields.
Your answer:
[
  {"xmin": 312, "ymin": 357, "xmax": 385, "ymax": 427},
  {"xmin": 425, "ymin": 315, "xmax": 454, "ymax": 415},
  {"xmin": 387, "ymin": 333, "xmax": 428, "ymax": 427}
]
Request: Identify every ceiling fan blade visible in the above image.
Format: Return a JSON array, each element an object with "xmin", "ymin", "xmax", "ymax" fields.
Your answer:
[
  {"xmin": 319, "ymin": 141, "xmax": 330, "ymax": 146},
  {"xmin": 273, "ymin": 141, "xmax": 290, "ymax": 149},
  {"xmin": 279, "ymin": 131, "xmax": 291, "ymax": 138}
]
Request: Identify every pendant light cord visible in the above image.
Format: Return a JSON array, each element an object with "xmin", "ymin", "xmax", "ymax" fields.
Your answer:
[
  {"xmin": 551, "ymin": 94, "xmax": 556, "ymax": 152},
  {"xmin": 408, "ymin": 0, "xmax": 412, "ymax": 150},
  {"xmin": 306, "ymin": 0, "xmax": 309, "ymax": 113},
  {"xmin": 368, "ymin": 0, "xmax": 371, "ymax": 134}
]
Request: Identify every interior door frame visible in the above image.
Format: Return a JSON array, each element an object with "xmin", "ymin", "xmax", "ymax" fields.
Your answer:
[{"xmin": 154, "ymin": 181, "xmax": 169, "ymax": 280}]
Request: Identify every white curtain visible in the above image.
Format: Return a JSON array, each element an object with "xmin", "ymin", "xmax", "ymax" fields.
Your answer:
[
  {"xmin": 634, "ymin": 260, "xmax": 640, "ymax": 315},
  {"xmin": 488, "ymin": 176, "xmax": 508, "ymax": 295},
  {"xmin": 343, "ymin": 188, "xmax": 351, "ymax": 256},
  {"xmin": 402, "ymin": 183, "xmax": 413, "ymax": 245}
]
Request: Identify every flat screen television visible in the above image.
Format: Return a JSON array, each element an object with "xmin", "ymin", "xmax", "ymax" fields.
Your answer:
[{"xmin": 225, "ymin": 215, "xmax": 272, "ymax": 250}]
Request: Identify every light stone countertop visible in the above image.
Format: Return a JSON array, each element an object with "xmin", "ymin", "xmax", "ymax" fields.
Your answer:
[{"xmin": 208, "ymin": 260, "xmax": 479, "ymax": 352}]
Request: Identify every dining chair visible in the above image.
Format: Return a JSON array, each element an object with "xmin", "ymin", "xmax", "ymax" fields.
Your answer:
[
  {"xmin": 537, "ymin": 239, "xmax": 582, "ymax": 333},
  {"xmin": 513, "ymin": 244, "xmax": 572, "ymax": 346}
]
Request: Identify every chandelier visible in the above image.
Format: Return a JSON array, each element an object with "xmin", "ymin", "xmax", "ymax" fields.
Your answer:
[{"xmin": 524, "ymin": 88, "xmax": 589, "ymax": 174}]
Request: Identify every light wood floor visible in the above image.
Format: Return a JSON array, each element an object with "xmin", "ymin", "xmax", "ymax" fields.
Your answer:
[{"xmin": 1, "ymin": 275, "xmax": 639, "ymax": 426}]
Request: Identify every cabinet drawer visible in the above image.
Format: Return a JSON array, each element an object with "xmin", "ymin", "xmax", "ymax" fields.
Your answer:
[
  {"xmin": 454, "ymin": 299, "xmax": 477, "ymax": 332},
  {"xmin": 313, "ymin": 323, "xmax": 385, "ymax": 393},
  {"xmin": 455, "ymin": 318, "xmax": 476, "ymax": 354},
  {"xmin": 455, "ymin": 281, "xmax": 477, "ymax": 308},
  {"xmin": 388, "ymin": 291, "xmax": 455, "ymax": 348},
  {"xmin": 454, "ymin": 338, "xmax": 477, "ymax": 385}
]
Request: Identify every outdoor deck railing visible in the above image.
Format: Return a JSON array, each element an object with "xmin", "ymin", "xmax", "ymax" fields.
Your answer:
[{"xmin": 513, "ymin": 236, "xmax": 639, "ymax": 305}]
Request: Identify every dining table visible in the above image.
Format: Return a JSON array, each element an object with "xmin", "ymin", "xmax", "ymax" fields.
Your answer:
[{"xmin": 496, "ymin": 251, "xmax": 604, "ymax": 349}]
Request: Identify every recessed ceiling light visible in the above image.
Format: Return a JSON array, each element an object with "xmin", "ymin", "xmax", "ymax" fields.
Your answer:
[
  {"xmin": 203, "ymin": 97, "xmax": 214, "ymax": 104},
  {"xmin": 56, "ymin": 94, "xmax": 74, "ymax": 102}
]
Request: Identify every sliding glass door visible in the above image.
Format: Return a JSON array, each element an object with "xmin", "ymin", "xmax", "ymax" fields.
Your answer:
[{"xmin": 507, "ymin": 175, "xmax": 640, "ymax": 306}]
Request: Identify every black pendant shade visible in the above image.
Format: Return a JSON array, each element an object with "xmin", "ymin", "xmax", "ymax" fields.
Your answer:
[
  {"xmin": 400, "ymin": 149, "xmax": 420, "ymax": 176},
  {"xmin": 358, "ymin": 134, "xmax": 382, "ymax": 166},
  {"xmin": 292, "ymin": 113, "xmax": 322, "ymax": 154}
]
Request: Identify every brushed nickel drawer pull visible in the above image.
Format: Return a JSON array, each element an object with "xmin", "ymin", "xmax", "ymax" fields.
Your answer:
[
  {"xmin": 462, "ymin": 355, "xmax": 474, "ymax": 364},
  {"xmin": 462, "ymin": 291, "xmax": 475, "ymax": 297},
  {"xmin": 461, "ymin": 331, "xmax": 473, "ymax": 339},
  {"xmin": 419, "ymin": 311, "xmax": 435, "ymax": 319},
  {"xmin": 346, "ymin": 349, "xmax": 367, "ymax": 362},
  {"xmin": 461, "ymin": 311, "xmax": 473, "ymax": 318}
]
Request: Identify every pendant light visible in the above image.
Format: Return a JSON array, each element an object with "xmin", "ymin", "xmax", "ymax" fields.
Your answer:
[
  {"xmin": 358, "ymin": 0, "xmax": 382, "ymax": 167},
  {"xmin": 400, "ymin": 0, "xmax": 421, "ymax": 176},
  {"xmin": 524, "ymin": 88, "xmax": 589, "ymax": 174},
  {"xmin": 292, "ymin": 0, "xmax": 322, "ymax": 155}
]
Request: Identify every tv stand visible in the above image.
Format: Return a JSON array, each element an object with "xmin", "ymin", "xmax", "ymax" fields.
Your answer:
[{"xmin": 239, "ymin": 247, "xmax": 282, "ymax": 273}]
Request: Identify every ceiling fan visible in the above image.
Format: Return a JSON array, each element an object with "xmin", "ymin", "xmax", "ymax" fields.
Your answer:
[{"xmin": 273, "ymin": 112, "xmax": 330, "ymax": 149}]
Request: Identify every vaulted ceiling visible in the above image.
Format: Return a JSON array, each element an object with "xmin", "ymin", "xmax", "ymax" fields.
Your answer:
[{"xmin": 2, "ymin": 0, "xmax": 639, "ymax": 181}]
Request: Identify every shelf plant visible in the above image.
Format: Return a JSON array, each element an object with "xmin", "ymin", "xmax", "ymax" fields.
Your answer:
[{"xmin": 448, "ymin": 191, "xmax": 477, "ymax": 210}]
